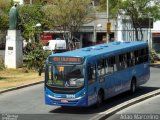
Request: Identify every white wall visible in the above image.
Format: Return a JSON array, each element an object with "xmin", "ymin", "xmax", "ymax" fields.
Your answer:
[
  {"xmin": 152, "ymin": 21, "xmax": 160, "ymax": 32},
  {"xmin": 14, "ymin": 0, "xmax": 23, "ymax": 4},
  {"xmin": 116, "ymin": 16, "xmax": 123, "ymax": 42}
]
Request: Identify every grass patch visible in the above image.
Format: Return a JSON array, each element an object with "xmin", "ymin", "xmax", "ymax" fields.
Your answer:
[
  {"xmin": 0, "ymin": 77, "xmax": 6, "ymax": 80},
  {"xmin": 0, "ymin": 68, "xmax": 44, "ymax": 91}
]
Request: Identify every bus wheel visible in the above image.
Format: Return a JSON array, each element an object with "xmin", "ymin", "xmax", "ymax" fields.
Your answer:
[
  {"xmin": 130, "ymin": 78, "xmax": 136, "ymax": 94},
  {"xmin": 96, "ymin": 91, "xmax": 103, "ymax": 107}
]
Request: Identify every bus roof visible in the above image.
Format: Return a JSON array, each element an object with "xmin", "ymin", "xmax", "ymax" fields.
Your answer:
[{"xmin": 49, "ymin": 41, "xmax": 148, "ymax": 58}]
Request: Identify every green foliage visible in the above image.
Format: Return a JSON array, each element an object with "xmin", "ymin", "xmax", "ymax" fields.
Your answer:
[
  {"xmin": 0, "ymin": 0, "xmax": 12, "ymax": 30},
  {"xmin": 42, "ymin": 0, "xmax": 94, "ymax": 48},
  {"xmin": 99, "ymin": 0, "xmax": 160, "ymax": 41},
  {"xmin": 43, "ymin": 0, "xmax": 93, "ymax": 28},
  {"xmin": 0, "ymin": 0, "xmax": 11, "ymax": 12},
  {"xmin": 0, "ymin": 12, "xmax": 9, "ymax": 30},
  {"xmin": 98, "ymin": 0, "xmax": 120, "ymax": 17},
  {"xmin": 119, "ymin": 0, "xmax": 160, "ymax": 19},
  {"xmin": 18, "ymin": 4, "xmax": 44, "ymax": 41},
  {"xmin": 99, "ymin": 0, "xmax": 160, "ymax": 19},
  {"xmin": 149, "ymin": 48, "xmax": 160, "ymax": 63},
  {"xmin": 0, "ymin": 57, "xmax": 5, "ymax": 70},
  {"xmin": 23, "ymin": 43, "xmax": 49, "ymax": 70}
]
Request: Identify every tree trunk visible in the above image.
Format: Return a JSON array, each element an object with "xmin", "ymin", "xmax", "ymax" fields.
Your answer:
[
  {"xmin": 139, "ymin": 27, "xmax": 143, "ymax": 41},
  {"xmin": 134, "ymin": 26, "xmax": 140, "ymax": 41},
  {"xmin": 132, "ymin": 19, "xmax": 140, "ymax": 41}
]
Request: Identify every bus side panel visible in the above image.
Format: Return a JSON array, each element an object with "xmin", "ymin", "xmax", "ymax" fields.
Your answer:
[
  {"xmin": 114, "ymin": 69, "xmax": 131, "ymax": 94},
  {"xmin": 104, "ymin": 74, "xmax": 115, "ymax": 99},
  {"xmin": 87, "ymin": 82, "xmax": 98, "ymax": 106},
  {"xmin": 135, "ymin": 63, "xmax": 150, "ymax": 86}
]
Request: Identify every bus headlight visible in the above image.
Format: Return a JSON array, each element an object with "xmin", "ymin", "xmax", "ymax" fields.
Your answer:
[{"xmin": 80, "ymin": 91, "xmax": 86, "ymax": 97}]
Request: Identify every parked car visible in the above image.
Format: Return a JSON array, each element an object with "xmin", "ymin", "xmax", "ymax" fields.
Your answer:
[{"xmin": 43, "ymin": 39, "xmax": 67, "ymax": 51}]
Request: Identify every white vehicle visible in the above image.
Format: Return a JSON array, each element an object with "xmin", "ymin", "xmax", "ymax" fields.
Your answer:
[{"xmin": 43, "ymin": 39, "xmax": 66, "ymax": 51}]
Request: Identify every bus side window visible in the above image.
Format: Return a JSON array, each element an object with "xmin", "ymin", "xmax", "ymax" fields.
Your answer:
[
  {"xmin": 134, "ymin": 48, "xmax": 145, "ymax": 65},
  {"xmin": 140, "ymin": 49, "xmax": 145, "ymax": 63},
  {"xmin": 138, "ymin": 49, "xmax": 143, "ymax": 64},
  {"xmin": 107, "ymin": 57, "xmax": 114, "ymax": 74},
  {"xmin": 97, "ymin": 60, "xmax": 102, "ymax": 76},
  {"xmin": 134, "ymin": 50, "xmax": 140, "ymax": 65},
  {"xmin": 117, "ymin": 55, "xmax": 122, "ymax": 70},
  {"xmin": 113, "ymin": 57, "xmax": 117, "ymax": 71},
  {"xmin": 105, "ymin": 59, "xmax": 109, "ymax": 74},
  {"xmin": 98, "ymin": 59, "xmax": 106, "ymax": 76},
  {"xmin": 131, "ymin": 52, "xmax": 135, "ymax": 66},
  {"xmin": 144, "ymin": 47, "xmax": 149, "ymax": 62},
  {"xmin": 127, "ymin": 52, "xmax": 131, "ymax": 67},
  {"xmin": 118, "ymin": 54, "xmax": 127, "ymax": 70},
  {"xmin": 140, "ymin": 47, "xmax": 149, "ymax": 63},
  {"xmin": 103, "ymin": 59, "xmax": 107, "ymax": 74},
  {"xmin": 88, "ymin": 64, "xmax": 96, "ymax": 84}
]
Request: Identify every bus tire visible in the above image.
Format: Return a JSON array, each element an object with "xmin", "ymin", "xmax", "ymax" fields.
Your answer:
[
  {"xmin": 130, "ymin": 78, "xmax": 136, "ymax": 94},
  {"xmin": 96, "ymin": 91, "xmax": 103, "ymax": 108}
]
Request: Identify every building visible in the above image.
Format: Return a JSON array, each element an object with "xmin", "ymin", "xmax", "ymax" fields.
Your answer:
[
  {"xmin": 151, "ymin": 21, "xmax": 160, "ymax": 52},
  {"xmin": 13, "ymin": 0, "xmax": 160, "ymax": 52},
  {"xmin": 78, "ymin": 12, "xmax": 116, "ymax": 47}
]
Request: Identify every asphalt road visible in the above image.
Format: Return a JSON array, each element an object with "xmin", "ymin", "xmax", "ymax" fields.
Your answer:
[{"xmin": 0, "ymin": 66, "xmax": 160, "ymax": 120}]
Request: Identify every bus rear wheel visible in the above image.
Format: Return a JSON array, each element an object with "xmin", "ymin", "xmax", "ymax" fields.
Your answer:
[{"xmin": 130, "ymin": 78, "xmax": 136, "ymax": 94}]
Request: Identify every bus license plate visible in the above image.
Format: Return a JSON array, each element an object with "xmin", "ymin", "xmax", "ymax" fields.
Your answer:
[{"xmin": 61, "ymin": 99, "xmax": 68, "ymax": 103}]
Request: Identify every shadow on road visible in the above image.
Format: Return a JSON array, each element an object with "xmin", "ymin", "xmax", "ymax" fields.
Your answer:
[{"xmin": 49, "ymin": 86, "xmax": 160, "ymax": 114}]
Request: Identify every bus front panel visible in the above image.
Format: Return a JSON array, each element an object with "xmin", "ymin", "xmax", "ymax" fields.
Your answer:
[{"xmin": 45, "ymin": 63, "xmax": 88, "ymax": 107}]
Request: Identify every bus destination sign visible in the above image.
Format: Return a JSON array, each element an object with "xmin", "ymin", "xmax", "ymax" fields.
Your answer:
[{"xmin": 50, "ymin": 56, "xmax": 83, "ymax": 64}]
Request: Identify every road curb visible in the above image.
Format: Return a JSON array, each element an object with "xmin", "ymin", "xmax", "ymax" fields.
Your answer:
[
  {"xmin": 0, "ymin": 81, "xmax": 44, "ymax": 94},
  {"xmin": 150, "ymin": 62, "xmax": 160, "ymax": 66},
  {"xmin": 90, "ymin": 89, "xmax": 160, "ymax": 120}
]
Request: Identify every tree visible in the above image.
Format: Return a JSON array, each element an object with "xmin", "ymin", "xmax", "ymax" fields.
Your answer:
[
  {"xmin": 0, "ymin": 0, "xmax": 12, "ymax": 47},
  {"xmin": 0, "ymin": 0, "xmax": 11, "ymax": 30},
  {"xmin": 18, "ymin": 4, "xmax": 44, "ymax": 42},
  {"xmin": 98, "ymin": 0, "xmax": 121, "ymax": 17},
  {"xmin": 23, "ymin": 43, "xmax": 48, "ymax": 70},
  {"xmin": 42, "ymin": 0, "xmax": 94, "ymax": 49},
  {"xmin": 99, "ymin": 0, "xmax": 160, "ymax": 41},
  {"xmin": 120, "ymin": 0, "xmax": 160, "ymax": 41}
]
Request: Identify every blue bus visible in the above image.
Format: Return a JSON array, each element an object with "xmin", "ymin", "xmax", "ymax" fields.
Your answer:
[{"xmin": 44, "ymin": 41, "xmax": 150, "ymax": 107}]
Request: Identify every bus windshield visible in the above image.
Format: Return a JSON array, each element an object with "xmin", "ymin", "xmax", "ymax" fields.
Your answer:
[{"xmin": 46, "ymin": 64, "xmax": 84, "ymax": 88}]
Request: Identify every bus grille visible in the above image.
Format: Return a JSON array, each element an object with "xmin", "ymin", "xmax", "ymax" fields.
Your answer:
[{"xmin": 51, "ymin": 99, "xmax": 78, "ymax": 105}]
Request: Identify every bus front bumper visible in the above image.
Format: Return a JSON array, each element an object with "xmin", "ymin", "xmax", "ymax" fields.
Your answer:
[
  {"xmin": 45, "ymin": 88, "xmax": 88, "ymax": 107},
  {"xmin": 45, "ymin": 94, "xmax": 87, "ymax": 107}
]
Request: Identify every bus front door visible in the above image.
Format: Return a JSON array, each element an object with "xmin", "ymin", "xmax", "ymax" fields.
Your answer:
[{"xmin": 87, "ymin": 64, "xmax": 97, "ymax": 106}]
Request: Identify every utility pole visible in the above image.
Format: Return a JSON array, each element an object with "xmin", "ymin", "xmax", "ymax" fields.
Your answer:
[
  {"xmin": 92, "ymin": 1, "xmax": 97, "ymax": 44},
  {"xmin": 30, "ymin": 0, "xmax": 32, "ymax": 4},
  {"xmin": 106, "ymin": 0, "xmax": 109, "ymax": 43}
]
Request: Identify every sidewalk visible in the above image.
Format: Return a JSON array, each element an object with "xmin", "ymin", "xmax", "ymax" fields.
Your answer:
[
  {"xmin": 118, "ymin": 94, "xmax": 160, "ymax": 114},
  {"xmin": 106, "ymin": 95, "xmax": 160, "ymax": 120},
  {"xmin": 150, "ymin": 60, "xmax": 160, "ymax": 66}
]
